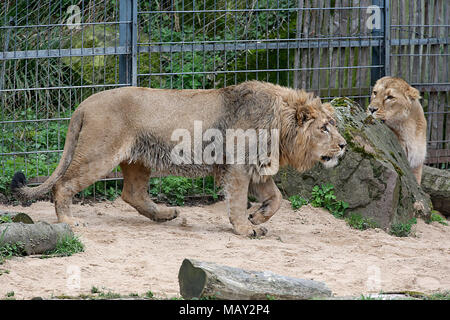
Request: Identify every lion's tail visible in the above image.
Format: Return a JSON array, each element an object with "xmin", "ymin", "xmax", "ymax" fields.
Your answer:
[{"xmin": 11, "ymin": 108, "xmax": 84, "ymax": 200}]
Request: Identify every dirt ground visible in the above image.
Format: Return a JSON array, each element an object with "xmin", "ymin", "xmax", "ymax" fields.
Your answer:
[{"xmin": 0, "ymin": 198, "xmax": 449, "ymax": 299}]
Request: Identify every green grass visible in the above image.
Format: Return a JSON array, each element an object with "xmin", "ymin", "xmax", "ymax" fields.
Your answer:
[
  {"xmin": 424, "ymin": 291, "xmax": 450, "ymax": 300},
  {"xmin": 288, "ymin": 195, "xmax": 308, "ymax": 210},
  {"xmin": 90, "ymin": 286, "xmax": 100, "ymax": 294},
  {"xmin": 0, "ymin": 242, "xmax": 26, "ymax": 265},
  {"xmin": 289, "ymin": 184, "xmax": 380, "ymax": 232},
  {"xmin": 150, "ymin": 175, "xmax": 220, "ymax": 206},
  {"xmin": 41, "ymin": 234, "xmax": 84, "ymax": 258},
  {"xmin": 390, "ymin": 218, "xmax": 417, "ymax": 237},
  {"xmin": 0, "ymin": 268, "xmax": 10, "ymax": 276},
  {"xmin": 54, "ymin": 287, "xmax": 158, "ymax": 300},
  {"xmin": 0, "ymin": 225, "xmax": 26, "ymax": 264},
  {"xmin": 0, "ymin": 215, "xmax": 13, "ymax": 224},
  {"xmin": 310, "ymin": 184, "xmax": 349, "ymax": 219},
  {"xmin": 345, "ymin": 213, "xmax": 378, "ymax": 230},
  {"xmin": 430, "ymin": 212, "xmax": 448, "ymax": 226}
]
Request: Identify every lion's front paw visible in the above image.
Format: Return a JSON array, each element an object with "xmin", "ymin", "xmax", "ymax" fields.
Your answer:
[
  {"xmin": 248, "ymin": 211, "xmax": 269, "ymax": 225},
  {"xmin": 233, "ymin": 224, "xmax": 268, "ymax": 238},
  {"xmin": 153, "ymin": 207, "xmax": 180, "ymax": 222}
]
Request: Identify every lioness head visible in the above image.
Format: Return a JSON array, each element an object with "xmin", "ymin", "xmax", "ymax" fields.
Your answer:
[
  {"xmin": 368, "ymin": 76, "xmax": 421, "ymax": 124},
  {"xmin": 281, "ymin": 92, "xmax": 347, "ymax": 171}
]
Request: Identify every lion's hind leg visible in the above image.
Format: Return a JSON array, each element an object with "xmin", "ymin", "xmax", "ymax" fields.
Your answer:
[
  {"xmin": 53, "ymin": 156, "xmax": 122, "ymax": 225},
  {"xmin": 248, "ymin": 177, "xmax": 282, "ymax": 225},
  {"xmin": 120, "ymin": 161, "xmax": 179, "ymax": 222}
]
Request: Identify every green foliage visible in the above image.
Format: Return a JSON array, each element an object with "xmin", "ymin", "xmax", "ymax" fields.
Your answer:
[
  {"xmin": 345, "ymin": 213, "xmax": 378, "ymax": 231},
  {"xmin": 42, "ymin": 234, "xmax": 84, "ymax": 257},
  {"xmin": 97, "ymin": 291, "xmax": 122, "ymax": 299},
  {"xmin": 0, "ymin": 215, "xmax": 13, "ymax": 224},
  {"xmin": 150, "ymin": 175, "xmax": 219, "ymax": 206},
  {"xmin": 290, "ymin": 184, "xmax": 380, "ymax": 231},
  {"xmin": 424, "ymin": 291, "xmax": 450, "ymax": 300},
  {"xmin": 0, "ymin": 268, "xmax": 10, "ymax": 276},
  {"xmin": 288, "ymin": 195, "xmax": 308, "ymax": 210},
  {"xmin": 390, "ymin": 218, "xmax": 417, "ymax": 237},
  {"xmin": 0, "ymin": 229, "xmax": 26, "ymax": 264},
  {"xmin": 311, "ymin": 184, "xmax": 349, "ymax": 218},
  {"xmin": 91, "ymin": 286, "xmax": 100, "ymax": 294},
  {"xmin": 145, "ymin": 291, "xmax": 154, "ymax": 299},
  {"xmin": 430, "ymin": 212, "xmax": 448, "ymax": 226}
]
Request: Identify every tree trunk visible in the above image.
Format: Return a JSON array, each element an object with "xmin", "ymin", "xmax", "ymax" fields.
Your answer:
[
  {"xmin": 421, "ymin": 165, "xmax": 450, "ymax": 216},
  {"xmin": 0, "ymin": 222, "xmax": 73, "ymax": 255},
  {"xmin": 178, "ymin": 259, "xmax": 332, "ymax": 300}
]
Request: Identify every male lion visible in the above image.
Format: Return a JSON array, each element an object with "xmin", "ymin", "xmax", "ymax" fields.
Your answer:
[
  {"xmin": 368, "ymin": 76, "xmax": 427, "ymax": 184},
  {"xmin": 12, "ymin": 81, "xmax": 346, "ymax": 237}
]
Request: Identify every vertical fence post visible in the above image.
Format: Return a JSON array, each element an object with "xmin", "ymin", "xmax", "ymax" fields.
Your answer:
[
  {"xmin": 119, "ymin": 0, "xmax": 137, "ymax": 86},
  {"xmin": 131, "ymin": 0, "xmax": 138, "ymax": 86},
  {"xmin": 370, "ymin": 0, "xmax": 386, "ymax": 86},
  {"xmin": 384, "ymin": 0, "xmax": 390, "ymax": 76}
]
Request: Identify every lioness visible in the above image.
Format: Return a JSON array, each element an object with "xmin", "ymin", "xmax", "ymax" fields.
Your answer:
[
  {"xmin": 368, "ymin": 76, "xmax": 427, "ymax": 184},
  {"xmin": 12, "ymin": 81, "xmax": 346, "ymax": 237}
]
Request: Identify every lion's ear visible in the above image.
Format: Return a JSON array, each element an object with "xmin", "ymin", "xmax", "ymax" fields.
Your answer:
[
  {"xmin": 296, "ymin": 105, "xmax": 317, "ymax": 126},
  {"xmin": 406, "ymin": 86, "xmax": 421, "ymax": 100}
]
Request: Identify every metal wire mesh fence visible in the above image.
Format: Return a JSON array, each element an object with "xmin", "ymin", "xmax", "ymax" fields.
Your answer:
[{"xmin": 0, "ymin": 0, "xmax": 448, "ymax": 201}]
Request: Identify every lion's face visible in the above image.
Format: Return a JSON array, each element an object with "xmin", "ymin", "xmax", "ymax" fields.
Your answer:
[
  {"xmin": 281, "ymin": 95, "xmax": 347, "ymax": 171},
  {"xmin": 305, "ymin": 103, "xmax": 347, "ymax": 168},
  {"xmin": 368, "ymin": 76, "xmax": 421, "ymax": 125}
]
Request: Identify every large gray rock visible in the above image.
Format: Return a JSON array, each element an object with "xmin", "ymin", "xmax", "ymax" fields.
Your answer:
[
  {"xmin": 421, "ymin": 165, "xmax": 450, "ymax": 216},
  {"xmin": 275, "ymin": 97, "xmax": 431, "ymax": 230}
]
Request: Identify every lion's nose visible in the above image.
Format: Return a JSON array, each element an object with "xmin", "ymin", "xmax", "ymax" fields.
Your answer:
[
  {"xmin": 368, "ymin": 105, "xmax": 378, "ymax": 114},
  {"xmin": 339, "ymin": 143, "xmax": 346, "ymax": 150}
]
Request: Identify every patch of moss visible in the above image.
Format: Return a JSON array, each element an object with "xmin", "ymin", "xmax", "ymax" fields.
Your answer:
[
  {"xmin": 331, "ymin": 97, "xmax": 361, "ymax": 115},
  {"xmin": 372, "ymin": 163, "xmax": 384, "ymax": 179},
  {"xmin": 389, "ymin": 151, "xmax": 397, "ymax": 161},
  {"xmin": 388, "ymin": 160, "xmax": 404, "ymax": 177},
  {"xmin": 342, "ymin": 126, "xmax": 376, "ymax": 160},
  {"xmin": 363, "ymin": 115, "xmax": 376, "ymax": 125}
]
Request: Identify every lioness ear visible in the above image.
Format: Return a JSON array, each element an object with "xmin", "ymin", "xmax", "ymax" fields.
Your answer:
[
  {"xmin": 296, "ymin": 105, "xmax": 316, "ymax": 126},
  {"xmin": 406, "ymin": 86, "xmax": 421, "ymax": 100},
  {"xmin": 322, "ymin": 103, "xmax": 335, "ymax": 116}
]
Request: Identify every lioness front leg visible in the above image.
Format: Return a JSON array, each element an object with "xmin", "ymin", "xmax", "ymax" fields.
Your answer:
[
  {"xmin": 412, "ymin": 164, "xmax": 423, "ymax": 185},
  {"xmin": 248, "ymin": 177, "xmax": 282, "ymax": 225},
  {"xmin": 120, "ymin": 161, "xmax": 179, "ymax": 222},
  {"xmin": 223, "ymin": 166, "xmax": 267, "ymax": 237}
]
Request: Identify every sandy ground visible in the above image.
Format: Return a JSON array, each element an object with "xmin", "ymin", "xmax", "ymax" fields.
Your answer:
[{"xmin": 0, "ymin": 199, "xmax": 449, "ymax": 299}]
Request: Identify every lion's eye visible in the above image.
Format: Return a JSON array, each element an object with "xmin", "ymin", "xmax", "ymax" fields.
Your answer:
[
  {"xmin": 329, "ymin": 119, "xmax": 335, "ymax": 126},
  {"xmin": 373, "ymin": 91, "xmax": 377, "ymax": 96},
  {"xmin": 386, "ymin": 95, "xmax": 394, "ymax": 100},
  {"xmin": 322, "ymin": 125, "xmax": 328, "ymax": 132}
]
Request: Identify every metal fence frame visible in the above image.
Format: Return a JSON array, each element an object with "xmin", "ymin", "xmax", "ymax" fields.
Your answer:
[{"xmin": 0, "ymin": 0, "xmax": 448, "ymax": 199}]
